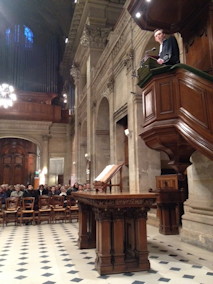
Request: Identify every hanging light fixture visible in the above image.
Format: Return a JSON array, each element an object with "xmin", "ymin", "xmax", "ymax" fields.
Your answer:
[{"xmin": 0, "ymin": 83, "xmax": 17, "ymax": 108}]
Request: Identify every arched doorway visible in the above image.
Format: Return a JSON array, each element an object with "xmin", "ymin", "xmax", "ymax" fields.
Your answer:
[{"xmin": 0, "ymin": 138, "xmax": 38, "ymax": 185}]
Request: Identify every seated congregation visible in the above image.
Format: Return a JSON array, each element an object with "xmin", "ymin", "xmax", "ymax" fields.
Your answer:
[{"xmin": 0, "ymin": 182, "xmax": 83, "ymax": 226}]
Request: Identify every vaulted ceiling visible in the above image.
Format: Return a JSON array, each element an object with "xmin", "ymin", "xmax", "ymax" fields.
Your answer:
[{"xmin": 0, "ymin": 0, "xmax": 74, "ymax": 44}]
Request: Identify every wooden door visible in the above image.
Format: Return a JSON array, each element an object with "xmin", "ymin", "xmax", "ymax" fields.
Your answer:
[{"xmin": 0, "ymin": 138, "xmax": 37, "ymax": 185}]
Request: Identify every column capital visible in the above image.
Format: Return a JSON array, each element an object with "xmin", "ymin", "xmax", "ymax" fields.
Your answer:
[
  {"xmin": 70, "ymin": 63, "xmax": 80, "ymax": 85},
  {"xmin": 80, "ymin": 24, "xmax": 112, "ymax": 49}
]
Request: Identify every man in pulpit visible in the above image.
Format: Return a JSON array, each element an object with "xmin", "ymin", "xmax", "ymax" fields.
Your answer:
[{"xmin": 154, "ymin": 29, "xmax": 180, "ymax": 65}]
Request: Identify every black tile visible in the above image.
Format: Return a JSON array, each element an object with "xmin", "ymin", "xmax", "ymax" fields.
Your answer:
[
  {"xmin": 158, "ymin": 277, "xmax": 170, "ymax": 282},
  {"xmin": 207, "ymin": 272, "xmax": 213, "ymax": 276},
  {"xmin": 62, "ymin": 258, "xmax": 72, "ymax": 261},
  {"xmin": 148, "ymin": 269, "xmax": 157, "ymax": 274},
  {"xmin": 42, "ymin": 281, "xmax": 56, "ymax": 284},
  {"xmin": 16, "ymin": 268, "xmax": 27, "ymax": 272},
  {"xmin": 18, "ymin": 262, "xmax": 28, "ymax": 265},
  {"xmin": 15, "ymin": 275, "xmax": 27, "ymax": 279},
  {"xmin": 132, "ymin": 281, "xmax": 145, "ymax": 284},
  {"xmin": 170, "ymin": 267, "xmax": 181, "ymax": 271},
  {"xmin": 159, "ymin": 261, "xmax": 169, "ymax": 264},
  {"xmin": 41, "ymin": 266, "xmax": 52, "ymax": 270},
  {"xmin": 40, "ymin": 260, "xmax": 50, "ymax": 263},
  {"xmin": 192, "ymin": 265, "xmax": 202, "ymax": 269},
  {"xmin": 183, "ymin": 275, "xmax": 195, "ymax": 279},
  {"xmin": 65, "ymin": 264, "xmax": 75, "ymax": 267},
  {"xmin": 42, "ymin": 273, "xmax": 53, "ymax": 277},
  {"xmin": 70, "ymin": 278, "xmax": 83, "ymax": 282},
  {"xmin": 179, "ymin": 259, "xmax": 189, "ymax": 262},
  {"xmin": 98, "ymin": 275, "xmax": 110, "ymax": 279},
  {"xmin": 87, "ymin": 262, "xmax": 95, "ymax": 265},
  {"xmin": 67, "ymin": 270, "xmax": 79, "ymax": 274},
  {"xmin": 123, "ymin": 272, "xmax": 134, "ymax": 276}
]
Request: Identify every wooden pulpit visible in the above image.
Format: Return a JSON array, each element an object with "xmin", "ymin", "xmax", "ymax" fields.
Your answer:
[
  {"xmin": 137, "ymin": 55, "xmax": 170, "ymax": 88},
  {"xmin": 93, "ymin": 163, "xmax": 124, "ymax": 193}
]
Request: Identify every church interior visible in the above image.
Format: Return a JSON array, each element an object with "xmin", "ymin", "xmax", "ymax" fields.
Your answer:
[{"xmin": 0, "ymin": 0, "xmax": 212, "ymax": 283}]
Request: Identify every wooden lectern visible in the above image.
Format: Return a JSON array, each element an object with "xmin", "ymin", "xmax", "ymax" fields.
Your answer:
[
  {"xmin": 137, "ymin": 55, "xmax": 170, "ymax": 88},
  {"xmin": 93, "ymin": 163, "xmax": 124, "ymax": 193},
  {"xmin": 72, "ymin": 191, "xmax": 157, "ymax": 275}
]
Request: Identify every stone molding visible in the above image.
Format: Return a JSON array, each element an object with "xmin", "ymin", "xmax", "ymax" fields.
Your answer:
[
  {"xmin": 113, "ymin": 103, "xmax": 128, "ymax": 121},
  {"xmin": 70, "ymin": 63, "xmax": 80, "ymax": 85},
  {"xmin": 80, "ymin": 24, "xmax": 112, "ymax": 49}
]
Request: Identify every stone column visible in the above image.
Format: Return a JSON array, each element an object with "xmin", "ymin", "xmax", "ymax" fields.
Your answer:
[
  {"xmin": 41, "ymin": 135, "xmax": 50, "ymax": 184},
  {"xmin": 181, "ymin": 151, "xmax": 213, "ymax": 251}
]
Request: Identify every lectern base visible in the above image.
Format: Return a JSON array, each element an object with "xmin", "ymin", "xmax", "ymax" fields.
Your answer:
[{"xmin": 72, "ymin": 191, "xmax": 157, "ymax": 275}]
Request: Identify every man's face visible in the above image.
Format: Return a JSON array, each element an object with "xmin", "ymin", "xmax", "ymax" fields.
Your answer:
[{"xmin": 154, "ymin": 30, "xmax": 165, "ymax": 44}]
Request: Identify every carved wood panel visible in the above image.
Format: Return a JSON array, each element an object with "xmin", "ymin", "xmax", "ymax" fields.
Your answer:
[{"xmin": 0, "ymin": 138, "xmax": 37, "ymax": 185}]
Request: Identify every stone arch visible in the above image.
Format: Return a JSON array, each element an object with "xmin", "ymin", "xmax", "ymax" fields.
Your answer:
[{"xmin": 95, "ymin": 97, "xmax": 110, "ymax": 176}]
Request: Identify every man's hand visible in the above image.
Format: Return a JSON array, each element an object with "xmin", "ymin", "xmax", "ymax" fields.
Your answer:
[{"xmin": 157, "ymin": 58, "xmax": 164, "ymax": 64}]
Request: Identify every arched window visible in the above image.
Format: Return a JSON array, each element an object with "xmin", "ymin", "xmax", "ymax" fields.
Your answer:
[{"xmin": 5, "ymin": 25, "xmax": 34, "ymax": 48}]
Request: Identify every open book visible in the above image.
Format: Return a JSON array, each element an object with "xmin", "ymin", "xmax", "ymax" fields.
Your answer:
[{"xmin": 94, "ymin": 163, "xmax": 124, "ymax": 193}]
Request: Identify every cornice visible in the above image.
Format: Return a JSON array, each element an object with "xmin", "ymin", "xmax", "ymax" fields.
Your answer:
[{"xmin": 113, "ymin": 103, "xmax": 128, "ymax": 121}]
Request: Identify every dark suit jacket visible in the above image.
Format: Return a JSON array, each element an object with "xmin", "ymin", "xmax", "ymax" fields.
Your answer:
[{"xmin": 159, "ymin": 36, "xmax": 180, "ymax": 65}]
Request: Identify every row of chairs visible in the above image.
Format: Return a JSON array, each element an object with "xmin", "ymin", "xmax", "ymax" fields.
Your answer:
[{"xmin": 0, "ymin": 195, "xmax": 79, "ymax": 226}]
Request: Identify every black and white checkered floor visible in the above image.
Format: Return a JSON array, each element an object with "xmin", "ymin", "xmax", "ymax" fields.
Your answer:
[{"xmin": 0, "ymin": 222, "xmax": 212, "ymax": 284}]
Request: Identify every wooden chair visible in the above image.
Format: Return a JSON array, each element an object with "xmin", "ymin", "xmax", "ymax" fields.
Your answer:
[
  {"xmin": 66, "ymin": 195, "xmax": 79, "ymax": 222},
  {"xmin": 38, "ymin": 196, "xmax": 52, "ymax": 224},
  {"xmin": 4, "ymin": 197, "xmax": 21, "ymax": 226},
  {"xmin": 0, "ymin": 199, "xmax": 5, "ymax": 226},
  {"xmin": 51, "ymin": 195, "xmax": 67, "ymax": 223},
  {"xmin": 20, "ymin": 197, "xmax": 35, "ymax": 225}
]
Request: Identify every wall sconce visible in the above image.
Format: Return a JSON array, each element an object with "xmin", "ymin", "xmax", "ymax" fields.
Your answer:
[
  {"xmin": 124, "ymin": 129, "xmax": 132, "ymax": 137},
  {"xmin": 85, "ymin": 153, "xmax": 91, "ymax": 161},
  {"xmin": 72, "ymin": 161, "xmax": 76, "ymax": 165}
]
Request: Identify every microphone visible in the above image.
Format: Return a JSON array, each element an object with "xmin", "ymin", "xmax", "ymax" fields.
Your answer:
[{"xmin": 145, "ymin": 47, "xmax": 156, "ymax": 53}]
